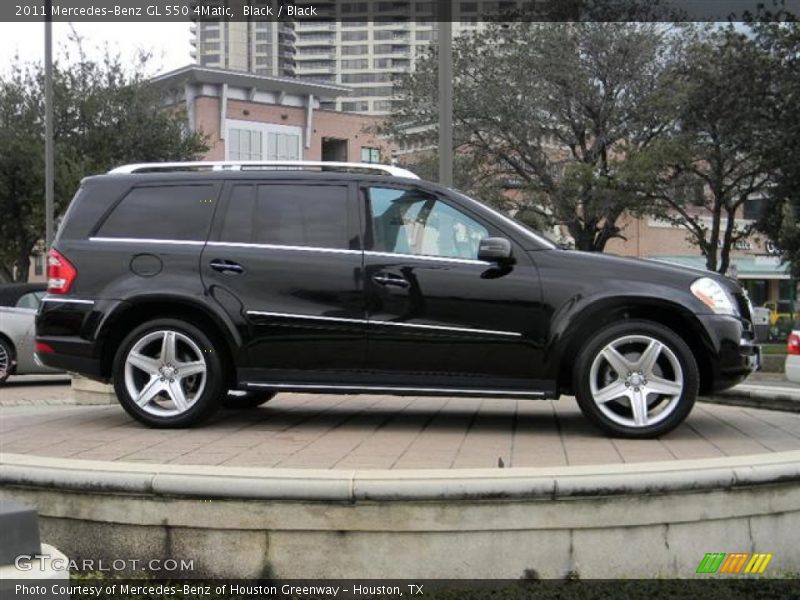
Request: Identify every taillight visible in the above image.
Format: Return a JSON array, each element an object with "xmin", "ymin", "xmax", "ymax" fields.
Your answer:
[
  {"xmin": 788, "ymin": 333, "xmax": 800, "ymax": 356},
  {"xmin": 35, "ymin": 342, "xmax": 55, "ymax": 354},
  {"xmin": 47, "ymin": 248, "xmax": 76, "ymax": 294}
]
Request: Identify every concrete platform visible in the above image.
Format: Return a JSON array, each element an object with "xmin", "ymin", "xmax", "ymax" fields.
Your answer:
[
  {"xmin": 2, "ymin": 394, "xmax": 800, "ymax": 468},
  {"xmin": 2, "ymin": 394, "xmax": 799, "ymax": 579}
]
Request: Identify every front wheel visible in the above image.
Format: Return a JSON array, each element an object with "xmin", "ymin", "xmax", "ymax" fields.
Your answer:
[
  {"xmin": 112, "ymin": 319, "xmax": 225, "ymax": 428},
  {"xmin": 573, "ymin": 320, "xmax": 698, "ymax": 438}
]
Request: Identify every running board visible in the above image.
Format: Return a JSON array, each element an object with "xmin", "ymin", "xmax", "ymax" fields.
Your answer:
[{"xmin": 242, "ymin": 382, "xmax": 553, "ymax": 399}]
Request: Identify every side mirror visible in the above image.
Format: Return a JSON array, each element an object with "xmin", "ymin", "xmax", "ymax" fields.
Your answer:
[{"xmin": 478, "ymin": 237, "xmax": 514, "ymax": 263}]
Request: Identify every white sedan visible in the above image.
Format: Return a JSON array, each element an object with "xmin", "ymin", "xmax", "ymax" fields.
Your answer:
[
  {"xmin": 787, "ymin": 325, "xmax": 800, "ymax": 383},
  {"xmin": 0, "ymin": 283, "xmax": 63, "ymax": 383}
]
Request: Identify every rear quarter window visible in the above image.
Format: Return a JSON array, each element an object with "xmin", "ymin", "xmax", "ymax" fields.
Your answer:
[{"xmin": 96, "ymin": 184, "xmax": 218, "ymax": 241}]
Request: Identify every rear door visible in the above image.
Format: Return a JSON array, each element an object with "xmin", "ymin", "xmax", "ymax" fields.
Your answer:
[{"xmin": 201, "ymin": 179, "xmax": 366, "ymax": 383}]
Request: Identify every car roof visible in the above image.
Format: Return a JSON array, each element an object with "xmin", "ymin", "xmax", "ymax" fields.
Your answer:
[{"xmin": 0, "ymin": 283, "xmax": 46, "ymax": 307}]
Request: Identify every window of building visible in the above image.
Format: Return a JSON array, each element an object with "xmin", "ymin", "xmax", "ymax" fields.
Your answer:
[
  {"xmin": 342, "ymin": 44, "xmax": 368, "ymax": 55},
  {"xmin": 341, "ymin": 58, "xmax": 369, "ymax": 69},
  {"xmin": 227, "ymin": 120, "xmax": 302, "ymax": 162},
  {"xmin": 361, "ymin": 147, "xmax": 381, "ymax": 163},
  {"xmin": 341, "ymin": 101, "xmax": 370, "ymax": 112},
  {"xmin": 200, "ymin": 54, "xmax": 220, "ymax": 66},
  {"xmin": 255, "ymin": 43, "xmax": 269, "ymax": 53},
  {"xmin": 203, "ymin": 42, "xmax": 220, "ymax": 52},
  {"xmin": 219, "ymin": 184, "xmax": 352, "ymax": 250},
  {"xmin": 415, "ymin": 30, "xmax": 434, "ymax": 41},
  {"xmin": 744, "ymin": 197, "xmax": 768, "ymax": 221},
  {"xmin": 230, "ymin": 128, "xmax": 262, "ymax": 161},
  {"xmin": 341, "ymin": 30, "xmax": 368, "ymax": 41},
  {"xmin": 97, "ymin": 185, "xmax": 217, "ymax": 241},
  {"xmin": 367, "ymin": 187, "xmax": 488, "ymax": 259}
]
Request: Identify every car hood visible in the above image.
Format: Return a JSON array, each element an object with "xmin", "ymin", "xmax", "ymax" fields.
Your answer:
[{"xmin": 542, "ymin": 250, "xmax": 740, "ymax": 293}]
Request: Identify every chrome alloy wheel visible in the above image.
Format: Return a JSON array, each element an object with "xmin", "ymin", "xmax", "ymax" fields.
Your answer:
[
  {"xmin": 0, "ymin": 342, "xmax": 9, "ymax": 378},
  {"xmin": 588, "ymin": 335, "xmax": 684, "ymax": 429},
  {"xmin": 123, "ymin": 330, "xmax": 207, "ymax": 417}
]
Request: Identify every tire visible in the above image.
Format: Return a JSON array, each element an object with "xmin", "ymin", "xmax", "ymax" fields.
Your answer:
[
  {"xmin": 222, "ymin": 390, "xmax": 276, "ymax": 410},
  {"xmin": 573, "ymin": 320, "xmax": 698, "ymax": 439},
  {"xmin": 0, "ymin": 338, "xmax": 13, "ymax": 384},
  {"xmin": 112, "ymin": 319, "xmax": 225, "ymax": 428}
]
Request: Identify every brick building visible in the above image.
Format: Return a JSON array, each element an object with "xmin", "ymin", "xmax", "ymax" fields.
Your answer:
[{"xmin": 152, "ymin": 65, "xmax": 392, "ymax": 165}]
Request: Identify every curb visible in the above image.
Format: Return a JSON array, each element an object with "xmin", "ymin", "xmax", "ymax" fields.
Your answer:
[
  {"xmin": 701, "ymin": 390, "xmax": 800, "ymax": 413},
  {"xmin": 2, "ymin": 451, "xmax": 799, "ymax": 502}
]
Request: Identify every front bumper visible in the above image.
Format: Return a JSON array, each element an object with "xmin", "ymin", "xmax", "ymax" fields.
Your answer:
[{"xmin": 698, "ymin": 314, "xmax": 760, "ymax": 393}]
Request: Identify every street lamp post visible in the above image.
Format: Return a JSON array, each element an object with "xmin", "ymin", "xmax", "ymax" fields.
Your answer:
[
  {"xmin": 44, "ymin": 0, "xmax": 54, "ymax": 250},
  {"xmin": 437, "ymin": 6, "xmax": 453, "ymax": 187}
]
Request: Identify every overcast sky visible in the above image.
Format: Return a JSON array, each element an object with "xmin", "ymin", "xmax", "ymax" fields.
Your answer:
[{"xmin": 0, "ymin": 22, "xmax": 191, "ymax": 76}]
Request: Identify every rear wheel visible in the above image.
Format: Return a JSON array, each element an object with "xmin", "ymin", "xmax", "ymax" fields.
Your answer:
[
  {"xmin": 222, "ymin": 390, "xmax": 276, "ymax": 409},
  {"xmin": 0, "ymin": 338, "xmax": 13, "ymax": 384},
  {"xmin": 573, "ymin": 320, "xmax": 698, "ymax": 438},
  {"xmin": 112, "ymin": 319, "xmax": 224, "ymax": 428}
]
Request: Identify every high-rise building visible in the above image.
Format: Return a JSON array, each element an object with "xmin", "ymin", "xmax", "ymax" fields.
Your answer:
[
  {"xmin": 192, "ymin": 1, "xmax": 527, "ymax": 114},
  {"xmin": 191, "ymin": 18, "xmax": 297, "ymax": 77}
]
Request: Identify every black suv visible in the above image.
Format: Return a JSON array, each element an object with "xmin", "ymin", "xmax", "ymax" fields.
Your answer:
[{"xmin": 36, "ymin": 161, "xmax": 760, "ymax": 437}]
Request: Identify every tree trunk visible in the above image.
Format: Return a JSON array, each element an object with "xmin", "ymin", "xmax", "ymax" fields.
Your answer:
[{"xmin": 14, "ymin": 242, "xmax": 32, "ymax": 283}]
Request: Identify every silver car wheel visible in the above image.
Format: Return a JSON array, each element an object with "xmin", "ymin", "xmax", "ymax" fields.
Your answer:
[
  {"xmin": 589, "ymin": 334, "xmax": 684, "ymax": 429},
  {"xmin": 0, "ymin": 341, "xmax": 10, "ymax": 379},
  {"xmin": 123, "ymin": 329, "xmax": 207, "ymax": 417}
]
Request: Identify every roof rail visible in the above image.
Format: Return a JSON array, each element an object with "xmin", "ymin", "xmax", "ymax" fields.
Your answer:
[{"xmin": 108, "ymin": 160, "xmax": 420, "ymax": 179}]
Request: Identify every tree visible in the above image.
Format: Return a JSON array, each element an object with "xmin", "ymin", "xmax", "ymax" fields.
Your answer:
[
  {"xmin": 632, "ymin": 26, "xmax": 779, "ymax": 275},
  {"xmin": 751, "ymin": 22, "xmax": 800, "ymax": 278},
  {"xmin": 0, "ymin": 43, "xmax": 208, "ymax": 282},
  {"xmin": 384, "ymin": 22, "xmax": 681, "ymax": 252}
]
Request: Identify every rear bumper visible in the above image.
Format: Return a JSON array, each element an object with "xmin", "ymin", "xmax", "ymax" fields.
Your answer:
[
  {"xmin": 35, "ymin": 296, "xmax": 119, "ymax": 382},
  {"xmin": 699, "ymin": 314, "xmax": 760, "ymax": 393}
]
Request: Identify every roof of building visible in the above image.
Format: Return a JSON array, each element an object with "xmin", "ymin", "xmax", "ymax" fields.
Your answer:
[{"xmin": 151, "ymin": 65, "xmax": 352, "ymax": 98}]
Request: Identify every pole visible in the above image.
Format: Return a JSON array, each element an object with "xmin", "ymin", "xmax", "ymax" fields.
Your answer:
[
  {"xmin": 44, "ymin": 0, "xmax": 54, "ymax": 250},
  {"xmin": 437, "ymin": 10, "xmax": 453, "ymax": 187}
]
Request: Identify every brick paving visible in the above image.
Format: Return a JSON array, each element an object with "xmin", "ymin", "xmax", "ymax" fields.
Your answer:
[{"xmin": 2, "ymin": 385, "xmax": 800, "ymax": 469}]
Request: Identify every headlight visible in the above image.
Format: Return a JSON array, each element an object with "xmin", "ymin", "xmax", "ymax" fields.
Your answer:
[{"xmin": 690, "ymin": 277, "xmax": 738, "ymax": 315}]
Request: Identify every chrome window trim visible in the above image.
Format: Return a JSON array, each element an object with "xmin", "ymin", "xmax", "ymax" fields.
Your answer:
[
  {"xmin": 89, "ymin": 237, "xmax": 490, "ymax": 266},
  {"xmin": 247, "ymin": 310, "xmax": 521, "ymax": 337},
  {"xmin": 41, "ymin": 297, "xmax": 95, "ymax": 305},
  {"xmin": 365, "ymin": 251, "xmax": 489, "ymax": 266},
  {"xmin": 89, "ymin": 237, "xmax": 205, "ymax": 246},
  {"xmin": 245, "ymin": 382, "xmax": 544, "ymax": 397},
  {"xmin": 206, "ymin": 241, "xmax": 361, "ymax": 256}
]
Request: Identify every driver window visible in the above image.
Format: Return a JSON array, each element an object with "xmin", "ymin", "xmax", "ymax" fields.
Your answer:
[
  {"xmin": 15, "ymin": 291, "xmax": 44, "ymax": 310},
  {"xmin": 367, "ymin": 187, "xmax": 488, "ymax": 260}
]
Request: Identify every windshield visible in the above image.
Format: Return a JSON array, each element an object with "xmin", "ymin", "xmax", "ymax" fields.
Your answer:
[{"xmin": 450, "ymin": 190, "xmax": 557, "ymax": 250}]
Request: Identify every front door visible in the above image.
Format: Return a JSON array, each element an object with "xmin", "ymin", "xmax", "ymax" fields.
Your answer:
[
  {"xmin": 201, "ymin": 180, "xmax": 365, "ymax": 383},
  {"xmin": 361, "ymin": 184, "xmax": 547, "ymax": 392}
]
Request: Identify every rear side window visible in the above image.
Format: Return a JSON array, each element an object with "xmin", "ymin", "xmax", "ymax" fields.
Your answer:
[
  {"xmin": 96, "ymin": 185, "xmax": 217, "ymax": 241},
  {"xmin": 219, "ymin": 184, "xmax": 354, "ymax": 250}
]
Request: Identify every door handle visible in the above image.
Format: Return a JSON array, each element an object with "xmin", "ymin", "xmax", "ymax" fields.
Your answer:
[
  {"xmin": 372, "ymin": 274, "xmax": 410, "ymax": 288},
  {"xmin": 209, "ymin": 259, "xmax": 244, "ymax": 275}
]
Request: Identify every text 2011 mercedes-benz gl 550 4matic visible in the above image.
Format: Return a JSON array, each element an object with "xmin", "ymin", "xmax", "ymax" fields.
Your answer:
[{"xmin": 36, "ymin": 161, "xmax": 760, "ymax": 437}]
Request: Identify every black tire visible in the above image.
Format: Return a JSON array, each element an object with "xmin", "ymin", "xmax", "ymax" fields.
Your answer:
[
  {"xmin": 222, "ymin": 390, "xmax": 276, "ymax": 409},
  {"xmin": 0, "ymin": 337, "xmax": 14, "ymax": 384},
  {"xmin": 112, "ymin": 318, "xmax": 225, "ymax": 428},
  {"xmin": 572, "ymin": 320, "xmax": 698, "ymax": 439}
]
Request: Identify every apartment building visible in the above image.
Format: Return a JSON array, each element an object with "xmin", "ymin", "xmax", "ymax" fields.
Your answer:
[{"xmin": 191, "ymin": 18, "xmax": 297, "ymax": 77}]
